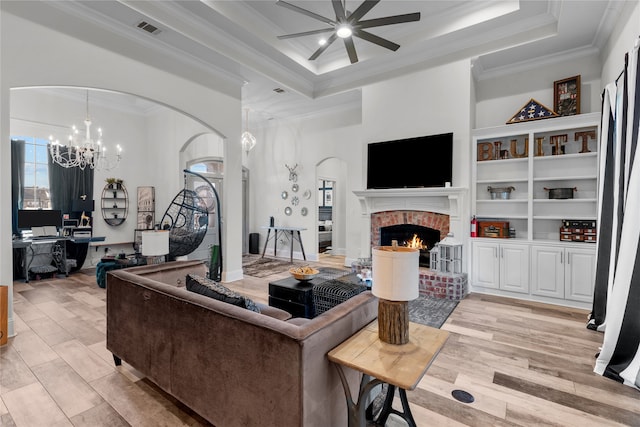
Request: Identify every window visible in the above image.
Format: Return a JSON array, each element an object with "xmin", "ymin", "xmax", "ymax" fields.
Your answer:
[{"xmin": 14, "ymin": 136, "xmax": 51, "ymax": 209}]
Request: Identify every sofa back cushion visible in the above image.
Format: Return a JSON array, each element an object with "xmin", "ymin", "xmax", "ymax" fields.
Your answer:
[{"xmin": 186, "ymin": 274, "xmax": 260, "ymax": 313}]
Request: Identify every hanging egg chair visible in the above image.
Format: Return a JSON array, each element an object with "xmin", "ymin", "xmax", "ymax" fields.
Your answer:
[{"xmin": 160, "ymin": 170, "xmax": 222, "ymax": 280}]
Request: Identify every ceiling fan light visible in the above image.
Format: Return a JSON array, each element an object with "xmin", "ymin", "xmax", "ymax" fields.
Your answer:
[{"xmin": 336, "ymin": 24, "xmax": 352, "ymax": 38}]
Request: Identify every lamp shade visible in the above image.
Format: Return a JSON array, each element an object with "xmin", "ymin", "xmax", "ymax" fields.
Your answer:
[
  {"xmin": 142, "ymin": 230, "xmax": 169, "ymax": 257},
  {"xmin": 372, "ymin": 246, "xmax": 419, "ymax": 301}
]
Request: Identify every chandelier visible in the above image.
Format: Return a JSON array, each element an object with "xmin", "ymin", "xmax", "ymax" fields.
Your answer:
[
  {"xmin": 49, "ymin": 90, "xmax": 122, "ymax": 170},
  {"xmin": 241, "ymin": 108, "xmax": 256, "ymax": 155}
]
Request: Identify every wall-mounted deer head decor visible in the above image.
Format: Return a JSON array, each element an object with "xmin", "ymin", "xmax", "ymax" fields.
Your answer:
[{"xmin": 285, "ymin": 163, "xmax": 298, "ymax": 182}]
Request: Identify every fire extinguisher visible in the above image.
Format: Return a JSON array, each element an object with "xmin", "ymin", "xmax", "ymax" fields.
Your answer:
[{"xmin": 470, "ymin": 215, "xmax": 478, "ymax": 238}]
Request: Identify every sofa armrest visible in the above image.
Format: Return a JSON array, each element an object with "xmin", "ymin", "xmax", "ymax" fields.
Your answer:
[{"xmin": 256, "ymin": 303, "xmax": 292, "ymax": 321}]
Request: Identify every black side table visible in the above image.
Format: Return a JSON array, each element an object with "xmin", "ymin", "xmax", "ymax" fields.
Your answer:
[{"xmin": 268, "ymin": 276, "xmax": 323, "ymax": 318}]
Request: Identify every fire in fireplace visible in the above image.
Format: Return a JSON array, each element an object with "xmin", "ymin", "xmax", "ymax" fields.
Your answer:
[{"xmin": 380, "ymin": 224, "xmax": 441, "ymax": 267}]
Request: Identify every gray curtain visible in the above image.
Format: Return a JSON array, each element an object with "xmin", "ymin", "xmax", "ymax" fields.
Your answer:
[
  {"xmin": 592, "ymin": 45, "xmax": 640, "ymax": 391},
  {"xmin": 47, "ymin": 145, "xmax": 94, "ymax": 214},
  {"xmin": 11, "ymin": 139, "xmax": 25, "ymax": 235}
]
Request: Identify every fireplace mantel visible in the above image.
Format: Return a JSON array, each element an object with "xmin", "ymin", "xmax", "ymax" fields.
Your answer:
[
  {"xmin": 353, "ymin": 187, "xmax": 468, "ymax": 257},
  {"xmin": 353, "ymin": 187, "xmax": 466, "ymax": 218}
]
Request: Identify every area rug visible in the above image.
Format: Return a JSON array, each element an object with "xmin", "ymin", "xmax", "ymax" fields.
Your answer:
[
  {"xmin": 242, "ymin": 257, "xmax": 300, "ymax": 278},
  {"xmin": 409, "ymin": 295, "xmax": 458, "ymax": 329}
]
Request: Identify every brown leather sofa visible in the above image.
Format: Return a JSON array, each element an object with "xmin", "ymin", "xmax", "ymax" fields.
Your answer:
[{"xmin": 106, "ymin": 260, "xmax": 378, "ymax": 427}]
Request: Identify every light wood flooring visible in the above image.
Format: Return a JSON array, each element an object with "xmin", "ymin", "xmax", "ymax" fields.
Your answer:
[{"xmin": 1, "ymin": 254, "xmax": 639, "ymax": 426}]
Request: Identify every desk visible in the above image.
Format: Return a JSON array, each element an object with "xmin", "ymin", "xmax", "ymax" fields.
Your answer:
[
  {"xmin": 328, "ymin": 321, "xmax": 449, "ymax": 427},
  {"xmin": 13, "ymin": 236, "xmax": 106, "ymax": 282},
  {"xmin": 261, "ymin": 226, "xmax": 306, "ymax": 262}
]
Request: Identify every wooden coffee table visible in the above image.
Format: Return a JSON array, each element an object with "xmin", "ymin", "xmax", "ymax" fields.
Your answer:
[{"xmin": 328, "ymin": 320, "xmax": 449, "ymax": 427}]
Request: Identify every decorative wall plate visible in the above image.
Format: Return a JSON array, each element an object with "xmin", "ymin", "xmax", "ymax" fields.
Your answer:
[
  {"xmin": 301, "ymin": 207, "xmax": 308, "ymax": 216},
  {"xmin": 303, "ymin": 189, "xmax": 311, "ymax": 200},
  {"xmin": 291, "ymin": 196, "xmax": 299, "ymax": 206},
  {"xmin": 285, "ymin": 207, "xmax": 292, "ymax": 216},
  {"xmin": 292, "ymin": 183, "xmax": 299, "ymax": 192},
  {"xmin": 281, "ymin": 191, "xmax": 288, "ymax": 200}
]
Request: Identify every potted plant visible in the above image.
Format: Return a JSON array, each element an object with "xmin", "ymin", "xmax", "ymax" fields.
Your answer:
[
  {"xmin": 116, "ymin": 178, "xmax": 123, "ymax": 189},
  {"xmin": 105, "ymin": 177, "xmax": 117, "ymax": 189}
]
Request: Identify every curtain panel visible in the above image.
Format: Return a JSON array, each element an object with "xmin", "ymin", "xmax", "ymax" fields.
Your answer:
[
  {"xmin": 47, "ymin": 147, "xmax": 94, "ymax": 214},
  {"xmin": 592, "ymin": 45, "xmax": 640, "ymax": 390},
  {"xmin": 11, "ymin": 139, "xmax": 25, "ymax": 235}
]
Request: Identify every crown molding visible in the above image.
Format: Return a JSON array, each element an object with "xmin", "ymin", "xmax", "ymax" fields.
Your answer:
[{"xmin": 473, "ymin": 45, "xmax": 600, "ymax": 81}]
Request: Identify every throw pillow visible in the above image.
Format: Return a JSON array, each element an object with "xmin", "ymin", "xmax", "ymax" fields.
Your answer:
[{"xmin": 186, "ymin": 274, "xmax": 260, "ymax": 313}]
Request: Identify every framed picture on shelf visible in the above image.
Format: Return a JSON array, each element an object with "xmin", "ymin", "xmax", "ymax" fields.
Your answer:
[{"xmin": 554, "ymin": 75, "xmax": 580, "ymax": 116}]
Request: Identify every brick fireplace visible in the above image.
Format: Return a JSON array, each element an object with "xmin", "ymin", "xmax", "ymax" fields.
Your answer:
[
  {"xmin": 353, "ymin": 188, "xmax": 468, "ymax": 300},
  {"xmin": 370, "ymin": 210, "xmax": 450, "ymax": 248}
]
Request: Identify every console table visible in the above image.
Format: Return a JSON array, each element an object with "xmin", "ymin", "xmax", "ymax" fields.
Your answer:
[
  {"xmin": 328, "ymin": 321, "xmax": 449, "ymax": 427},
  {"xmin": 261, "ymin": 226, "xmax": 306, "ymax": 262}
]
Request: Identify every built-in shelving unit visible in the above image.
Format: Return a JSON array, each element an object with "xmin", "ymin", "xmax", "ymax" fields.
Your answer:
[
  {"xmin": 470, "ymin": 113, "xmax": 600, "ymax": 307},
  {"xmin": 101, "ymin": 183, "xmax": 128, "ymax": 226}
]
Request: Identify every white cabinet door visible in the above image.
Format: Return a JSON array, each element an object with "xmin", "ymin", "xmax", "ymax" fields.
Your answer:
[
  {"xmin": 499, "ymin": 243, "xmax": 530, "ymax": 293},
  {"xmin": 565, "ymin": 247, "xmax": 596, "ymax": 303},
  {"xmin": 531, "ymin": 245, "xmax": 564, "ymax": 298},
  {"xmin": 472, "ymin": 241, "xmax": 500, "ymax": 289}
]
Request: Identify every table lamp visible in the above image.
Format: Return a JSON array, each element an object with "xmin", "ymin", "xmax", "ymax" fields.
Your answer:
[
  {"xmin": 142, "ymin": 230, "xmax": 169, "ymax": 264},
  {"xmin": 372, "ymin": 244, "xmax": 419, "ymax": 345}
]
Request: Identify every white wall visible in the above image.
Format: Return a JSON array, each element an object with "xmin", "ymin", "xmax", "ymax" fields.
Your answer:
[
  {"xmin": 475, "ymin": 54, "xmax": 603, "ymax": 129},
  {"xmin": 600, "ymin": 1, "xmax": 640, "ymax": 86},
  {"xmin": 248, "ymin": 107, "xmax": 361, "ymax": 261},
  {"xmin": 147, "ymin": 110, "xmax": 224, "ymax": 223},
  {"xmin": 362, "ymin": 59, "xmax": 472, "ymax": 190}
]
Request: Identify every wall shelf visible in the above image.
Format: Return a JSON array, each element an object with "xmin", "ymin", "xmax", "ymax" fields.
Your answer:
[{"xmin": 101, "ymin": 183, "xmax": 128, "ymax": 227}]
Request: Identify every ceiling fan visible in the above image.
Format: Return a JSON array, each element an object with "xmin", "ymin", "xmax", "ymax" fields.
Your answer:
[{"xmin": 276, "ymin": 0, "xmax": 420, "ymax": 64}]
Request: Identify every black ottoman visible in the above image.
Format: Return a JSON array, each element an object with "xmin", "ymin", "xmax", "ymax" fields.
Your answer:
[{"xmin": 313, "ymin": 280, "xmax": 367, "ymax": 316}]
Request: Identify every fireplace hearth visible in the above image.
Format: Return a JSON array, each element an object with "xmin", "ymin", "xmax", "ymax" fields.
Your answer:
[{"xmin": 380, "ymin": 224, "xmax": 441, "ymax": 267}]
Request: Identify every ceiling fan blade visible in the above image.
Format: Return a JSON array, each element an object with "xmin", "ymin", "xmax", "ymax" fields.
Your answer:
[
  {"xmin": 277, "ymin": 28, "xmax": 335, "ymax": 40},
  {"xmin": 354, "ymin": 29, "xmax": 399, "ymax": 51},
  {"xmin": 309, "ymin": 33, "xmax": 338, "ymax": 60},
  {"xmin": 331, "ymin": 0, "xmax": 347, "ymax": 21},
  {"xmin": 343, "ymin": 36, "xmax": 359, "ymax": 63},
  {"xmin": 276, "ymin": 0, "xmax": 336, "ymax": 25},
  {"xmin": 348, "ymin": 0, "xmax": 380, "ymax": 22},
  {"xmin": 358, "ymin": 12, "xmax": 421, "ymax": 29}
]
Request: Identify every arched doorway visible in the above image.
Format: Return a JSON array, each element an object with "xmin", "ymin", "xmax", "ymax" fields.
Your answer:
[{"xmin": 186, "ymin": 156, "xmax": 250, "ymax": 261}]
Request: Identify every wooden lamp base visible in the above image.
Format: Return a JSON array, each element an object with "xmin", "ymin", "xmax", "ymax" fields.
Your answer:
[{"xmin": 378, "ymin": 299, "xmax": 409, "ymax": 345}]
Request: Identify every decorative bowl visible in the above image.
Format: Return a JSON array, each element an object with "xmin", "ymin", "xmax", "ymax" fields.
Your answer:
[{"xmin": 289, "ymin": 266, "xmax": 319, "ymax": 281}]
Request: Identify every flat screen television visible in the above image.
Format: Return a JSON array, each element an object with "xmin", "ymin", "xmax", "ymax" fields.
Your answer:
[
  {"xmin": 367, "ymin": 133, "xmax": 453, "ymax": 189},
  {"xmin": 17, "ymin": 209, "xmax": 62, "ymax": 230}
]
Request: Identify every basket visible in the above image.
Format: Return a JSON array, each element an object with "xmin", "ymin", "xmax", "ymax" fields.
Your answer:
[{"xmin": 289, "ymin": 267, "xmax": 319, "ymax": 281}]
